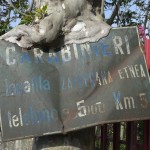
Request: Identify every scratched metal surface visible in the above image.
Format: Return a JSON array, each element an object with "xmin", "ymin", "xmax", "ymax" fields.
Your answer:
[{"xmin": 0, "ymin": 27, "xmax": 150, "ymax": 141}]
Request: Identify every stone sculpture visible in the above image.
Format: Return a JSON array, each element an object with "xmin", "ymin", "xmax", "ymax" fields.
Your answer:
[{"xmin": 0, "ymin": 0, "xmax": 111, "ymax": 48}]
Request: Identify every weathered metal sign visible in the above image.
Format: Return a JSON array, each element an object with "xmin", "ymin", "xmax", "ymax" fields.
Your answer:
[{"xmin": 0, "ymin": 27, "xmax": 150, "ymax": 141}]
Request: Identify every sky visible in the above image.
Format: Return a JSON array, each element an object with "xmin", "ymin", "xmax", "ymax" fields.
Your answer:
[
  {"xmin": 10, "ymin": 0, "xmax": 150, "ymax": 28},
  {"xmin": 10, "ymin": 0, "xmax": 32, "ymax": 27}
]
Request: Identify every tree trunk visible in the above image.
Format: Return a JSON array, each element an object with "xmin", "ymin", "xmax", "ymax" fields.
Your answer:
[
  {"xmin": 0, "ymin": 132, "xmax": 34, "ymax": 150},
  {"xmin": 33, "ymin": 127, "xmax": 95, "ymax": 150},
  {"xmin": 0, "ymin": 127, "xmax": 95, "ymax": 150}
]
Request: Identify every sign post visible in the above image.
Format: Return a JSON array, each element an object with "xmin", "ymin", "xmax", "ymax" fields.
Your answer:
[{"xmin": 0, "ymin": 27, "xmax": 150, "ymax": 148}]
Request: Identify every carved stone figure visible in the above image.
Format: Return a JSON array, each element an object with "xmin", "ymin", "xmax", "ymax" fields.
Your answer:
[{"xmin": 0, "ymin": 0, "xmax": 111, "ymax": 48}]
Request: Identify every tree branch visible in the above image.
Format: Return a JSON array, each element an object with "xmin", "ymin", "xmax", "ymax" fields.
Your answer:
[
  {"xmin": 100, "ymin": 0, "xmax": 105, "ymax": 18},
  {"xmin": 9, "ymin": 0, "xmax": 29, "ymax": 16},
  {"xmin": 144, "ymin": 0, "xmax": 150, "ymax": 28},
  {"xmin": 28, "ymin": 0, "xmax": 35, "ymax": 12},
  {"xmin": 106, "ymin": 0, "xmax": 122, "ymax": 25}
]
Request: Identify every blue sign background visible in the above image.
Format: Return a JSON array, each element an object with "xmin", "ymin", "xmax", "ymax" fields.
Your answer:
[{"xmin": 0, "ymin": 27, "xmax": 150, "ymax": 141}]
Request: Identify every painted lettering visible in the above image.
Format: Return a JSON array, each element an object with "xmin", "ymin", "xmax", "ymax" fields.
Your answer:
[
  {"xmin": 61, "ymin": 45, "xmax": 71, "ymax": 62},
  {"xmin": 118, "ymin": 64, "xmax": 146, "ymax": 79},
  {"xmin": 48, "ymin": 52, "xmax": 59, "ymax": 64},
  {"xmin": 139, "ymin": 93, "xmax": 148, "ymax": 108},
  {"xmin": 124, "ymin": 35, "xmax": 131, "ymax": 54},
  {"xmin": 76, "ymin": 100, "xmax": 105, "ymax": 118},
  {"xmin": 124, "ymin": 97, "xmax": 135, "ymax": 109},
  {"xmin": 12, "ymin": 115, "xmax": 20, "ymax": 127},
  {"xmin": 33, "ymin": 48, "xmax": 44, "ymax": 63},
  {"xmin": 76, "ymin": 100, "xmax": 87, "ymax": 117},
  {"xmin": 20, "ymin": 52, "xmax": 31, "ymax": 64},
  {"xmin": 8, "ymin": 107, "xmax": 58, "ymax": 128},
  {"xmin": 96, "ymin": 71, "xmax": 113, "ymax": 86},
  {"xmin": 80, "ymin": 43, "xmax": 91, "ymax": 57},
  {"xmin": 113, "ymin": 91, "xmax": 136, "ymax": 110},
  {"xmin": 8, "ymin": 112, "xmax": 12, "ymax": 128},
  {"xmin": 6, "ymin": 46, "xmax": 16, "ymax": 65},
  {"xmin": 113, "ymin": 91, "xmax": 123, "ymax": 110},
  {"xmin": 5, "ymin": 76, "xmax": 50, "ymax": 96},
  {"xmin": 101, "ymin": 43, "xmax": 112, "ymax": 56},
  {"xmin": 113, "ymin": 35, "xmax": 131, "ymax": 54},
  {"xmin": 73, "ymin": 44, "xmax": 79, "ymax": 59}
]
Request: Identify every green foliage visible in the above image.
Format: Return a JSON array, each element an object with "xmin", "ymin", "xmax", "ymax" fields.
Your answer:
[
  {"xmin": 95, "ymin": 126, "xmax": 101, "ymax": 149},
  {"xmin": 120, "ymin": 144, "xmax": 126, "ymax": 150},
  {"xmin": 0, "ymin": 0, "xmax": 29, "ymax": 35},
  {"xmin": 0, "ymin": 21, "xmax": 12, "ymax": 35},
  {"xmin": 105, "ymin": 0, "xmax": 150, "ymax": 28},
  {"xmin": 95, "ymin": 122, "xmax": 144, "ymax": 150},
  {"xmin": 137, "ymin": 121, "xmax": 144, "ymax": 144},
  {"xmin": 0, "ymin": 0, "xmax": 48, "ymax": 35},
  {"xmin": 19, "ymin": 11, "xmax": 35, "ymax": 25},
  {"xmin": 20, "ymin": 5, "xmax": 47, "ymax": 25},
  {"xmin": 0, "ymin": 0, "xmax": 150, "ymax": 36}
]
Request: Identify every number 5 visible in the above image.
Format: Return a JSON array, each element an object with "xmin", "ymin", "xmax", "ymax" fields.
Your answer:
[{"xmin": 76, "ymin": 100, "xmax": 87, "ymax": 117}]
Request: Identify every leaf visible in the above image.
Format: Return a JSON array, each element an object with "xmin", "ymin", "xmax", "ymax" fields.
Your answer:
[
  {"xmin": 35, "ymin": 8, "xmax": 42, "ymax": 14},
  {"xmin": 42, "ymin": 5, "xmax": 47, "ymax": 12}
]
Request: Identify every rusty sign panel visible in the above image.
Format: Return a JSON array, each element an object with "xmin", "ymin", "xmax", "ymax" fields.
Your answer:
[{"xmin": 0, "ymin": 27, "xmax": 150, "ymax": 141}]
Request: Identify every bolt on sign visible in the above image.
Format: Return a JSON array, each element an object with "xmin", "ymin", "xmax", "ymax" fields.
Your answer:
[{"xmin": 0, "ymin": 27, "xmax": 150, "ymax": 141}]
